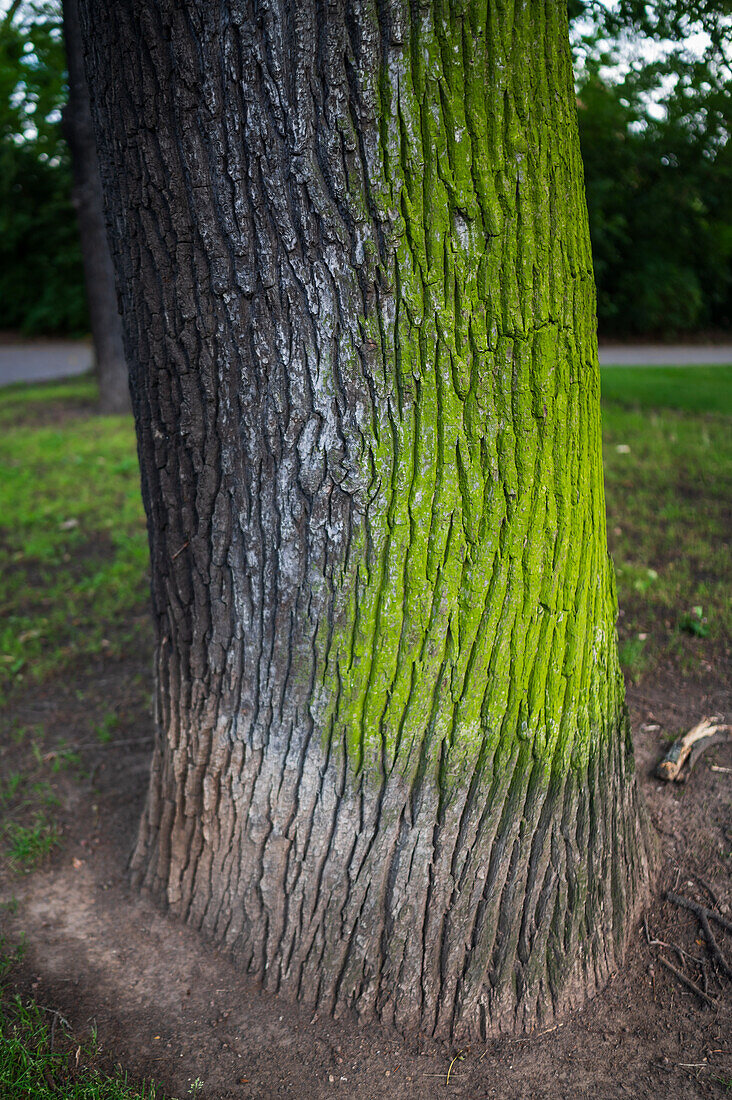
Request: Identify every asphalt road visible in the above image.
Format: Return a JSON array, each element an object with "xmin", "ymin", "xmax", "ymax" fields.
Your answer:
[
  {"xmin": 0, "ymin": 340, "xmax": 93, "ymax": 387},
  {"xmin": 599, "ymin": 344, "xmax": 732, "ymax": 366},
  {"xmin": 0, "ymin": 339, "xmax": 730, "ymax": 389}
]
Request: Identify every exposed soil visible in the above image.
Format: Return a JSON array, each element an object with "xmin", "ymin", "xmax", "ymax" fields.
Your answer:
[{"xmin": 0, "ymin": 647, "xmax": 730, "ymax": 1100}]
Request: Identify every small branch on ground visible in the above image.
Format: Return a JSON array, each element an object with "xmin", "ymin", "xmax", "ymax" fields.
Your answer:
[
  {"xmin": 655, "ymin": 717, "xmax": 730, "ymax": 782},
  {"xmin": 666, "ymin": 892, "xmax": 732, "ymax": 983},
  {"xmin": 667, "ymin": 892, "xmax": 732, "ymax": 935},
  {"xmin": 657, "ymin": 956, "xmax": 718, "ymax": 1008},
  {"xmin": 690, "ymin": 873, "xmax": 720, "ymax": 909}
]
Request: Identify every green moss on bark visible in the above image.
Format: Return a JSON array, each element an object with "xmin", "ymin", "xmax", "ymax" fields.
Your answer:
[{"xmin": 314, "ymin": 1, "xmax": 622, "ymax": 791}]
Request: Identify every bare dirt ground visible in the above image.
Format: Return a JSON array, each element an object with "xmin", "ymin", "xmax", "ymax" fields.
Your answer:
[{"xmin": 0, "ymin": 648, "xmax": 730, "ymax": 1100}]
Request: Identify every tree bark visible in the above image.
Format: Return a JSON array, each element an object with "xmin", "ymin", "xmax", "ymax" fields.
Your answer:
[
  {"xmin": 79, "ymin": 0, "xmax": 654, "ymax": 1040},
  {"xmin": 62, "ymin": 0, "xmax": 129, "ymax": 413}
]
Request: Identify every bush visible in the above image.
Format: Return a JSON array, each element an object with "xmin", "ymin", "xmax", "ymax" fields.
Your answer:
[{"xmin": 616, "ymin": 261, "xmax": 704, "ymax": 334}]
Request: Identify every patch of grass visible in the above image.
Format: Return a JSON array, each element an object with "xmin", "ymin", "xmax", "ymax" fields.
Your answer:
[
  {"xmin": 0, "ymin": 380, "xmax": 149, "ymax": 706},
  {"xmin": 0, "ymin": 938, "xmax": 171, "ymax": 1098},
  {"xmin": 94, "ymin": 711, "xmax": 119, "ymax": 744},
  {"xmin": 0, "ymin": 376, "xmax": 98, "ymax": 430},
  {"xmin": 617, "ymin": 637, "xmax": 649, "ymax": 684},
  {"xmin": 0, "ymin": 773, "xmax": 24, "ymax": 806},
  {"xmin": 602, "ymin": 375, "xmax": 731, "ymax": 679},
  {"xmin": 0, "ymin": 740, "xmax": 64, "ymax": 875},
  {"xmin": 678, "ymin": 604, "xmax": 710, "ymax": 638},
  {"xmin": 3, "ymin": 814, "xmax": 59, "ymax": 872},
  {"xmin": 0, "ymin": 994, "xmax": 167, "ymax": 1099},
  {"xmin": 600, "ymin": 364, "xmax": 732, "ymax": 415}
]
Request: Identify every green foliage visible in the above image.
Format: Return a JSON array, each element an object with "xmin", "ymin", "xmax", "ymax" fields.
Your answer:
[
  {"xmin": 572, "ymin": 2, "xmax": 732, "ymax": 335},
  {"xmin": 0, "ymin": 142, "xmax": 87, "ymax": 333},
  {"xmin": 0, "ymin": 1, "xmax": 87, "ymax": 334},
  {"xmin": 0, "ymin": 1, "xmax": 66, "ymax": 152}
]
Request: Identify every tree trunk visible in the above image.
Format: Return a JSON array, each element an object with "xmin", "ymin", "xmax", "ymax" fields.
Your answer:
[
  {"xmin": 79, "ymin": 0, "xmax": 654, "ymax": 1040},
  {"xmin": 62, "ymin": 0, "xmax": 129, "ymax": 414}
]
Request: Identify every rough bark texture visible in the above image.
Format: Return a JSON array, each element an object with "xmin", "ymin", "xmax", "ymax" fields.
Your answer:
[
  {"xmin": 62, "ymin": 0, "xmax": 129, "ymax": 414},
  {"xmin": 79, "ymin": 0, "xmax": 654, "ymax": 1040}
]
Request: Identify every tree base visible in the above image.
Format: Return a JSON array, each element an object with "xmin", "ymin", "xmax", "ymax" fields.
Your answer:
[{"xmin": 131, "ymin": 706, "xmax": 654, "ymax": 1042}]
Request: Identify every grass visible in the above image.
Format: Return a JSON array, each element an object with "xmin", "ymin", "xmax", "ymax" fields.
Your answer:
[
  {"xmin": 601, "ymin": 365, "xmax": 731, "ymax": 678},
  {"xmin": 3, "ymin": 815, "xmax": 59, "ymax": 872},
  {"xmin": 0, "ymin": 377, "xmax": 98, "ymax": 431},
  {"xmin": 0, "ymin": 376, "xmax": 148, "ymax": 707},
  {"xmin": 600, "ymin": 364, "xmax": 732, "ymax": 415},
  {"xmin": 0, "ymin": 987, "xmax": 167, "ymax": 1099},
  {"xmin": 0, "ymin": 754, "xmax": 62, "ymax": 874}
]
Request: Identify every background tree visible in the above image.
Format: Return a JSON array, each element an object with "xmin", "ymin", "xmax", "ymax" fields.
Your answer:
[
  {"xmin": 0, "ymin": 0, "xmax": 128, "ymax": 411},
  {"xmin": 61, "ymin": 0, "xmax": 128, "ymax": 412},
  {"xmin": 79, "ymin": 0, "xmax": 653, "ymax": 1041}
]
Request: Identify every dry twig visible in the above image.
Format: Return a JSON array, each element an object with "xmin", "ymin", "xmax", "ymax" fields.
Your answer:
[
  {"xmin": 656, "ymin": 717, "xmax": 730, "ymax": 782},
  {"xmin": 667, "ymin": 892, "xmax": 732, "ymax": 935},
  {"xmin": 657, "ymin": 956, "xmax": 717, "ymax": 1008},
  {"xmin": 666, "ymin": 891, "xmax": 732, "ymax": 984}
]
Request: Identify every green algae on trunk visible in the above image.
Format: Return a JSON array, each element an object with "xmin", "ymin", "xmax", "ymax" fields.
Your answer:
[{"xmin": 80, "ymin": 0, "xmax": 653, "ymax": 1040}]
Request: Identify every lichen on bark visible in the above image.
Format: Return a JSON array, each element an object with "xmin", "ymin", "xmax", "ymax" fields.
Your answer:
[{"xmin": 80, "ymin": 0, "xmax": 654, "ymax": 1040}]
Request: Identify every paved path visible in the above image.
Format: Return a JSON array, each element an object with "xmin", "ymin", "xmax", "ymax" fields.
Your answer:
[
  {"xmin": 1, "ymin": 339, "xmax": 730, "ymax": 388},
  {"xmin": 0, "ymin": 340, "xmax": 93, "ymax": 387},
  {"xmin": 599, "ymin": 344, "xmax": 732, "ymax": 366}
]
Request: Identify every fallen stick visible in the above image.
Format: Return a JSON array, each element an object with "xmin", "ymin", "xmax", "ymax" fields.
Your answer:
[
  {"xmin": 656, "ymin": 717, "xmax": 730, "ymax": 782},
  {"xmin": 687, "ymin": 730, "xmax": 732, "ymax": 778},
  {"xmin": 667, "ymin": 891, "xmax": 732, "ymax": 983},
  {"xmin": 667, "ymin": 892, "xmax": 732, "ymax": 935},
  {"xmin": 657, "ymin": 955, "xmax": 717, "ymax": 1008},
  {"xmin": 699, "ymin": 911, "xmax": 732, "ymax": 982},
  {"xmin": 691, "ymin": 873, "xmax": 720, "ymax": 908}
]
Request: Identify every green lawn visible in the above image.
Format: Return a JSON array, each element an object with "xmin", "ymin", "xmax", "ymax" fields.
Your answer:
[
  {"xmin": 0, "ymin": 378, "xmax": 148, "ymax": 708},
  {"xmin": 600, "ymin": 364, "xmax": 732, "ymax": 416},
  {"xmin": 601, "ymin": 365, "xmax": 731, "ymax": 681}
]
